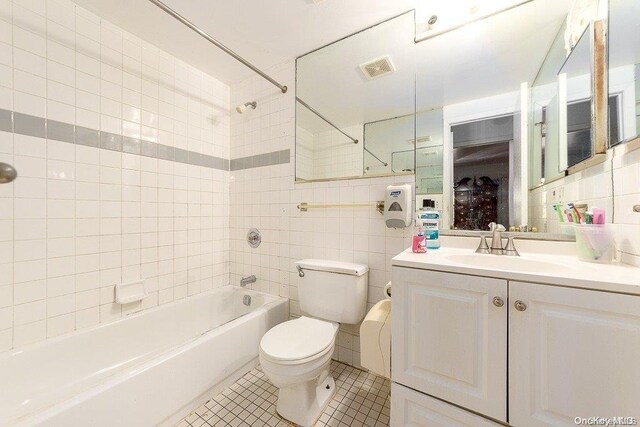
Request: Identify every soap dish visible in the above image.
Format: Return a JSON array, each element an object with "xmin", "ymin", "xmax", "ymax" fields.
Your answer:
[{"xmin": 115, "ymin": 280, "xmax": 148, "ymax": 304}]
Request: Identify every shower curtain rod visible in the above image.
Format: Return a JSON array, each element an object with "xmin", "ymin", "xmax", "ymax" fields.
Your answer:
[
  {"xmin": 147, "ymin": 0, "xmax": 288, "ymax": 94},
  {"xmin": 364, "ymin": 147, "xmax": 388, "ymax": 167},
  {"xmin": 296, "ymin": 97, "xmax": 359, "ymax": 144},
  {"xmin": 296, "ymin": 97, "xmax": 388, "ymax": 167}
]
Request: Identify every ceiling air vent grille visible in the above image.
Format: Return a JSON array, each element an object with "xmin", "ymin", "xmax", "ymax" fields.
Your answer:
[{"xmin": 359, "ymin": 56, "xmax": 395, "ymax": 80}]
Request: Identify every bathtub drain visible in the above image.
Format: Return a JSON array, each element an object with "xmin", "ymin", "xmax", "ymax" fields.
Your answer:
[{"xmin": 243, "ymin": 295, "xmax": 252, "ymax": 306}]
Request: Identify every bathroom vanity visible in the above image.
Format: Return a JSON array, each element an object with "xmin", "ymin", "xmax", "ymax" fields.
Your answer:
[{"xmin": 390, "ymin": 236, "xmax": 640, "ymax": 426}]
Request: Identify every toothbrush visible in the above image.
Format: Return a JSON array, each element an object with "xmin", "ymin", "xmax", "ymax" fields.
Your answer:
[
  {"xmin": 554, "ymin": 204, "xmax": 565, "ymax": 223},
  {"xmin": 568, "ymin": 203, "xmax": 581, "ymax": 223},
  {"xmin": 565, "ymin": 210, "xmax": 573, "ymax": 222}
]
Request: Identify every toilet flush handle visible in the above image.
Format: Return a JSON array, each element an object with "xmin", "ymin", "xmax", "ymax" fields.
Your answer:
[{"xmin": 296, "ymin": 265, "xmax": 305, "ymax": 277}]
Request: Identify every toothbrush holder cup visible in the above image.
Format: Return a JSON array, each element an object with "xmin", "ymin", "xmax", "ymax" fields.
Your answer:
[{"xmin": 574, "ymin": 224, "xmax": 615, "ymax": 263}]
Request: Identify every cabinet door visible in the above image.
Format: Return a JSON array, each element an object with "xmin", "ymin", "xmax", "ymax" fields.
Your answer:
[
  {"xmin": 391, "ymin": 383, "xmax": 501, "ymax": 427},
  {"xmin": 509, "ymin": 281, "xmax": 640, "ymax": 426},
  {"xmin": 392, "ymin": 267, "xmax": 508, "ymax": 422}
]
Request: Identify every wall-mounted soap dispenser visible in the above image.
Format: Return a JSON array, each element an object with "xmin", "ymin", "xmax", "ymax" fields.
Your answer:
[{"xmin": 384, "ymin": 184, "xmax": 412, "ymax": 228}]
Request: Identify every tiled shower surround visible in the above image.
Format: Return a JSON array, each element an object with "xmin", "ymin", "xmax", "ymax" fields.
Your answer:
[{"xmin": 0, "ymin": 0, "xmax": 231, "ymax": 350}]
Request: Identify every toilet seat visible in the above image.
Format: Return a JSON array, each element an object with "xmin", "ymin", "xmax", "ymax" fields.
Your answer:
[{"xmin": 260, "ymin": 317, "xmax": 338, "ymax": 365}]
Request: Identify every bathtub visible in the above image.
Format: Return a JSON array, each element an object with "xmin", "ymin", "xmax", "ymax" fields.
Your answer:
[{"xmin": 0, "ymin": 286, "xmax": 288, "ymax": 426}]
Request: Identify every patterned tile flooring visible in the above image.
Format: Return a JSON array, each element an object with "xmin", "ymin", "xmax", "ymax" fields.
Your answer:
[{"xmin": 177, "ymin": 361, "xmax": 391, "ymax": 427}]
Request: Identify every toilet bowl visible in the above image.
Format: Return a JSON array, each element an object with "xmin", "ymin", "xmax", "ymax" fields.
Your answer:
[
  {"xmin": 259, "ymin": 259, "xmax": 369, "ymax": 427},
  {"xmin": 259, "ymin": 316, "xmax": 338, "ymax": 426}
]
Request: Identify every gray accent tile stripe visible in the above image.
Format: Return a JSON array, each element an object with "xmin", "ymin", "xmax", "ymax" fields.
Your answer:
[
  {"xmin": 14, "ymin": 112, "xmax": 46, "ymax": 138},
  {"xmin": 100, "ymin": 131, "xmax": 122, "ymax": 152},
  {"xmin": 47, "ymin": 120, "xmax": 75, "ymax": 143},
  {"xmin": 0, "ymin": 108, "xmax": 230, "ymax": 171},
  {"xmin": 1, "ymin": 108, "xmax": 285, "ymax": 172},
  {"xmin": 140, "ymin": 140, "xmax": 157, "ymax": 158},
  {"xmin": 0, "ymin": 109, "xmax": 11, "ymax": 132},
  {"xmin": 122, "ymin": 136, "xmax": 140, "ymax": 155},
  {"xmin": 230, "ymin": 149, "xmax": 290, "ymax": 171},
  {"xmin": 75, "ymin": 126, "xmax": 99, "ymax": 148}
]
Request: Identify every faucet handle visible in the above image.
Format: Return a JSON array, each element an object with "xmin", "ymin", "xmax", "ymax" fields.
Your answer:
[
  {"xmin": 475, "ymin": 235, "xmax": 491, "ymax": 254},
  {"xmin": 503, "ymin": 236, "xmax": 520, "ymax": 257}
]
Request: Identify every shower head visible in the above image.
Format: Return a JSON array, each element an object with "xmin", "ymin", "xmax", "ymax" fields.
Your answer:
[{"xmin": 236, "ymin": 101, "xmax": 257, "ymax": 114}]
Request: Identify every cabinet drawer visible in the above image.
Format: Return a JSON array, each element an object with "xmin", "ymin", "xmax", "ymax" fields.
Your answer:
[
  {"xmin": 391, "ymin": 383, "xmax": 501, "ymax": 426},
  {"xmin": 392, "ymin": 267, "xmax": 507, "ymax": 421}
]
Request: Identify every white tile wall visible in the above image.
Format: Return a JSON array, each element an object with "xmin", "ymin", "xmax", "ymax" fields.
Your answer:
[
  {"xmin": 312, "ymin": 125, "xmax": 363, "ymax": 180},
  {"xmin": 0, "ymin": 0, "xmax": 230, "ymax": 350},
  {"xmin": 529, "ymin": 141, "xmax": 640, "ymax": 266},
  {"xmin": 230, "ymin": 61, "xmax": 412, "ymax": 368},
  {"xmin": 295, "ymin": 125, "xmax": 313, "ymax": 180}
]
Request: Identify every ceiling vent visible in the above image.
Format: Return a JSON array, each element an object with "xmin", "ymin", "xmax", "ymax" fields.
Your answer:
[{"xmin": 359, "ymin": 56, "xmax": 396, "ymax": 81}]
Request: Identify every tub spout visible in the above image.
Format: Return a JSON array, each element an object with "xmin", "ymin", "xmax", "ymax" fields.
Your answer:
[{"xmin": 240, "ymin": 275, "xmax": 257, "ymax": 287}]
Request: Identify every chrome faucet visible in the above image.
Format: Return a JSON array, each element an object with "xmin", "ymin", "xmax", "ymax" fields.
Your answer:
[
  {"xmin": 489, "ymin": 223, "xmax": 505, "ymax": 255},
  {"xmin": 475, "ymin": 223, "xmax": 520, "ymax": 256},
  {"xmin": 240, "ymin": 275, "xmax": 257, "ymax": 287}
]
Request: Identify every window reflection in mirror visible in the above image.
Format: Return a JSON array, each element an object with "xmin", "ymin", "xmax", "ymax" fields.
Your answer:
[
  {"xmin": 452, "ymin": 116, "xmax": 514, "ymax": 230},
  {"xmin": 608, "ymin": 0, "xmax": 640, "ymax": 145}
]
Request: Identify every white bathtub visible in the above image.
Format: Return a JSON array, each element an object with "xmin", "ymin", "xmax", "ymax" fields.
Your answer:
[{"xmin": 0, "ymin": 287, "xmax": 288, "ymax": 426}]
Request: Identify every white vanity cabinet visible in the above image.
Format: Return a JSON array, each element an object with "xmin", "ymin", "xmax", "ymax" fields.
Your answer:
[
  {"xmin": 391, "ymin": 267, "xmax": 508, "ymax": 422},
  {"xmin": 392, "ymin": 266, "xmax": 640, "ymax": 427},
  {"xmin": 509, "ymin": 281, "xmax": 640, "ymax": 426},
  {"xmin": 391, "ymin": 383, "xmax": 502, "ymax": 426}
]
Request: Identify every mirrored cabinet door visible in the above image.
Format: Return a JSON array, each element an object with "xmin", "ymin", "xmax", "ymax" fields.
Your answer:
[{"xmin": 608, "ymin": 0, "xmax": 640, "ymax": 145}]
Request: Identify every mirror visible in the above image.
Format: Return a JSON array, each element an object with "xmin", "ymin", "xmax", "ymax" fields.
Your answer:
[
  {"xmin": 295, "ymin": 12, "xmax": 416, "ymax": 182},
  {"xmin": 608, "ymin": 0, "xmax": 640, "ymax": 145},
  {"xmin": 558, "ymin": 26, "xmax": 593, "ymax": 171},
  {"xmin": 294, "ymin": 0, "xmax": 620, "ymax": 240},
  {"xmin": 414, "ymin": 0, "xmax": 573, "ymax": 232},
  {"xmin": 529, "ymin": 20, "xmax": 568, "ymax": 187}
]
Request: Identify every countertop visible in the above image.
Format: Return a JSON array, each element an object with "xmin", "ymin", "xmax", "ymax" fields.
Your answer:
[{"xmin": 392, "ymin": 236, "xmax": 640, "ymax": 295}]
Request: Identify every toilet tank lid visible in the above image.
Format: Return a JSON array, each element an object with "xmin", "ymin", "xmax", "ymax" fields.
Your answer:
[{"xmin": 295, "ymin": 259, "xmax": 369, "ymax": 276}]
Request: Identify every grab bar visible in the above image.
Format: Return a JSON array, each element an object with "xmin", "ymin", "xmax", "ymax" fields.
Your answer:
[{"xmin": 297, "ymin": 201, "xmax": 385, "ymax": 214}]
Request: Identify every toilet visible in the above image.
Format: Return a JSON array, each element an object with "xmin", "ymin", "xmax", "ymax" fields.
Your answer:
[{"xmin": 259, "ymin": 259, "xmax": 369, "ymax": 426}]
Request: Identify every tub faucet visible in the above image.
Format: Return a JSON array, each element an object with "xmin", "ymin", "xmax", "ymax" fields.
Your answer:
[{"xmin": 240, "ymin": 275, "xmax": 256, "ymax": 287}]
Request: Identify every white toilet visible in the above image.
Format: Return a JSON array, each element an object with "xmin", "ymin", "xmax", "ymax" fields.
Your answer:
[{"xmin": 259, "ymin": 259, "xmax": 369, "ymax": 426}]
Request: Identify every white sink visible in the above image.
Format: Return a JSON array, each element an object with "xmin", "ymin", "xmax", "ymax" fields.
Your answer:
[{"xmin": 445, "ymin": 253, "xmax": 578, "ymax": 275}]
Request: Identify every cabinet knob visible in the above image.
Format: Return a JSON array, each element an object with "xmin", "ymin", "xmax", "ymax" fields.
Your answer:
[
  {"xmin": 514, "ymin": 300, "xmax": 527, "ymax": 311},
  {"xmin": 492, "ymin": 296, "xmax": 504, "ymax": 307}
]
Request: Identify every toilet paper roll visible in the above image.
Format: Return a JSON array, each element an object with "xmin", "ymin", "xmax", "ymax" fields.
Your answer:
[{"xmin": 383, "ymin": 282, "xmax": 391, "ymax": 299}]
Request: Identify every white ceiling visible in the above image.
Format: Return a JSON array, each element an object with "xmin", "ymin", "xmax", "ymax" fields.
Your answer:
[{"xmin": 72, "ymin": 0, "xmax": 417, "ymax": 85}]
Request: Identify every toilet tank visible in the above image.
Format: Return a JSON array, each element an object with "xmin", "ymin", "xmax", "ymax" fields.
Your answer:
[{"xmin": 295, "ymin": 259, "xmax": 369, "ymax": 324}]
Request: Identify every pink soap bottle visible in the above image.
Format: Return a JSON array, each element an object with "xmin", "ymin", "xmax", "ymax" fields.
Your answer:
[{"xmin": 412, "ymin": 218, "xmax": 426, "ymax": 253}]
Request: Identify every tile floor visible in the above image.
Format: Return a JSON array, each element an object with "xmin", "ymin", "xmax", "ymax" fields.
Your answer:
[{"xmin": 177, "ymin": 361, "xmax": 391, "ymax": 427}]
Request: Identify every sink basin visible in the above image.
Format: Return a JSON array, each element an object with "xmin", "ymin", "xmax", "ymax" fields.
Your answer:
[{"xmin": 445, "ymin": 253, "xmax": 577, "ymax": 275}]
